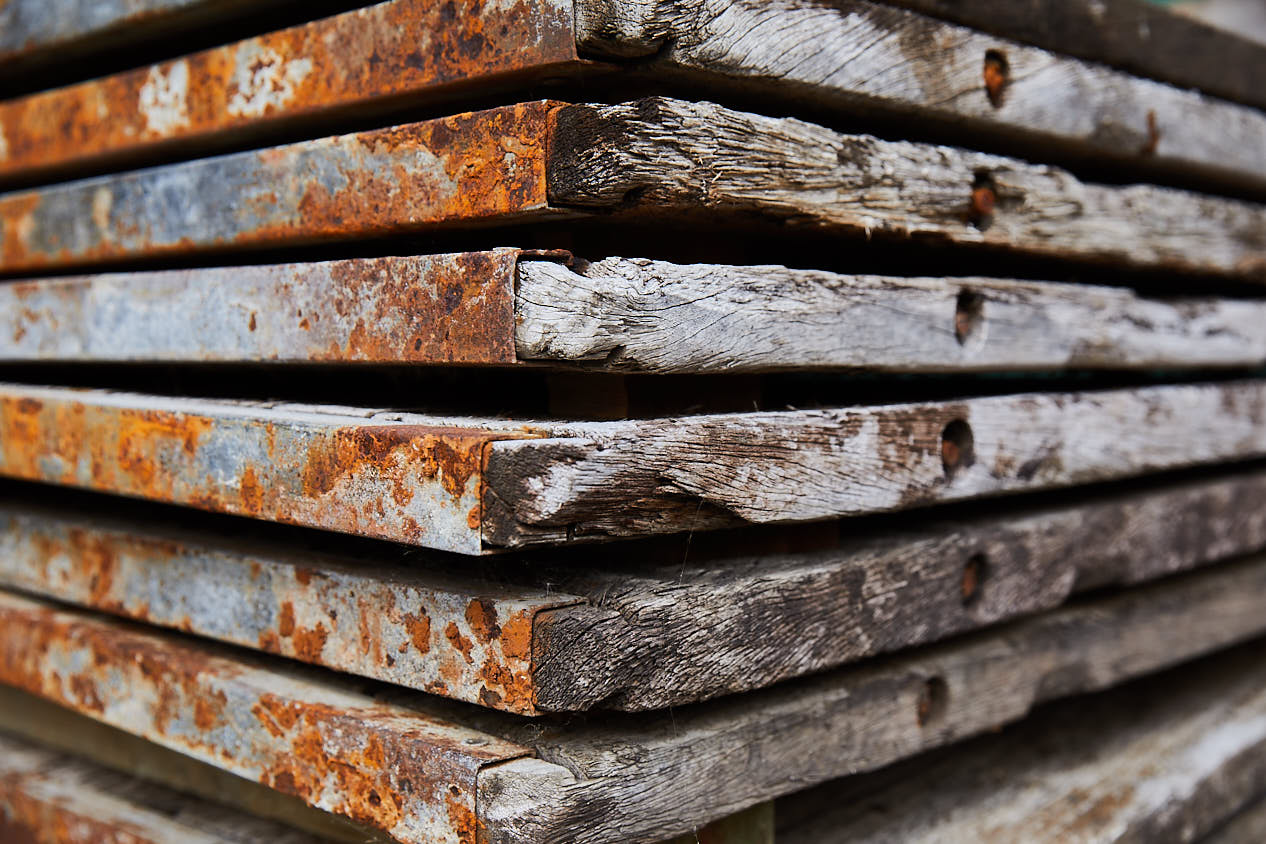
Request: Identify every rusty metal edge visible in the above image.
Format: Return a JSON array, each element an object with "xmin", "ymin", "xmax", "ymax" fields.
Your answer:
[{"xmin": 0, "ymin": 588, "xmax": 537, "ymax": 844}]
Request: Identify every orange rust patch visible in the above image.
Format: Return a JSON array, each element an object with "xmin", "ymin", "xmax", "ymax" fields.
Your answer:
[
  {"xmin": 294, "ymin": 567, "xmax": 314, "ymax": 585},
  {"xmin": 405, "ymin": 612, "xmax": 432, "ymax": 655},
  {"xmin": 291, "ymin": 622, "xmax": 329, "ymax": 662},
  {"xmin": 464, "ymin": 599, "xmax": 501, "ymax": 643},
  {"xmin": 238, "ymin": 465, "xmax": 264, "ymax": 513},
  {"xmin": 194, "ymin": 688, "xmax": 228, "ymax": 730},
  {"xmin": 498, "ymin": 609, "xmax": 534, "ymax": 663},
  {"xmin": 278, "ymin": 602, "xmax": 296, "ymax": 638},
  {"xmin": 444, "ymin": 622, "xmax": 475, "ymax": 664}
]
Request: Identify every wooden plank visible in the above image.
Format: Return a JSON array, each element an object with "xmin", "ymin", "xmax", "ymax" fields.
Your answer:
[
  {"xmin": 4, "ymin": 98, "xmax": 1266, "ymax": 278},
  {"xmin": 0, "ymin": 730, "xmax": 335, "ymax": 843},
  {"xmin": 548, "ymin": 99, "xmax": 1266, "ymax": 282},
  {"xmin": 1209, "ymin": 793, "xmax": 1266, "ymax": 844},
  {"xmin": 6, "ymin": 249, "xmax": 1266, "ymax": 372},
  {"xmin": 4, "ymin": 465, "xmax": 1266, "ymax": 713},
  {"xmin": 2, "ymin": 555, "xmax": 1265, "ymax": 843},
  {"xmin": 775, "ymin": 642, "xmax": 1266, "ymax": 843},
  {"xmin": 662, "ymin": 803, "xmax": 774, "ymax": 844},
  {"xmin": 874, "ymin": 0, "xmax": 1266, "ymax": 111},
  {"xmin": 0, "ymin": 0, "xmax": 580, "ymax": 187},
  {"xmin": 4, "ymin": 380, "xmax": 1266, "ymax": 552},
  {"xmin": 573, "ymin": 0, "xmax": 1266, "ymax": 195}
]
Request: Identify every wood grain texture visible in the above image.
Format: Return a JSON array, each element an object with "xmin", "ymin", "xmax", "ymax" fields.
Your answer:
[
  {"xmin": 480, "ymin": 379, "xmax": 1266, "ymax": 547},
  {"xmin": 477, "ymin": 555, "xmax": 1266, "ymax": 843},
  {"xmin": 875, "ymin": 0, "xmax": 1266, "ymax": 111},
  {"xmin": 548, "ymin": 99, "xmax": 1266, "ymax": 281},
  {"xmin": 572, "ymin": 0, "xmax": 1266, "ymax": 194},
  {"xmin": 516, "ymin": 256, "xmax": 1266, "ymax": 373},
  {"xmin": 775, "ymin": 642, "xmax": 1266, "ymax": 843},
  {"xmin": 531, "ymin": 467, "xmax": 1266, "ymax": 711}
]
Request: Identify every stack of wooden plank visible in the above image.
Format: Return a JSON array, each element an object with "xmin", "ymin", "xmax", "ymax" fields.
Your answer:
[{"xmin": 1, "ymin": 1, "xmax": 1264, "ymax": 841}]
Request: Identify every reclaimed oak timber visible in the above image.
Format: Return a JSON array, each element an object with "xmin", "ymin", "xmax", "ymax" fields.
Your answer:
[
  {"xmin": 4, "ymin": 466, "xmax": 1266, "ymax": 713},
  {"xmin": 0, "ymin": 731, "xmax": 333, "ymax": 844},
  {"xmin": 4, "ymin": 99, "xmax": 1266, "ymax": 278},
  {"xmin": 0, "ymin": 0, "xmax": 579, "ymax": 187},
  {"xmin": 874, "ymin": 0, "xmax": 1266, "ymax": 111},
  {"xmin": 4, "ymin": 381, "xmax": 1266, "ymax": 552},
  {"xmin": 2, "ymin": 556, "xmax": 1266, "ymax": 843},
  {"xmin": 776, "ymin": 642, "xmax": 1266, "ymax": 843},
  {"xmin": 7, "ymin": 249, "xmax": 1266, "ymax": 372}
]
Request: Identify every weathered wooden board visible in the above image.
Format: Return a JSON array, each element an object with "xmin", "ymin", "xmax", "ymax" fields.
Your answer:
[
  {"xmin": 5, "ymin": 465, "xmax": 1266, "ymax": 713},
  {"xmin": 4, "ymin": 380, "xmax": 1266, "ymax": 552},
  {"xmin": 6, "ymin": 249, "xmax": 1266, "ymax": 372},
  {"xmin": 1210, "ymin": 793, "xmax": 1266, "ymax": 844},
  {"xmin": 0, "ymin": 730, "xmax": 333, "ymax": 843},
  {"xmin": 573, "ymin": 0, "xmax": 1266, "ymax": 195},
  {"xmin": 5, "ymin": 99, "xmax": 1266, "ymax": 278},
  {"xmin": 0, "ymin": 0, "xmax": 580, "ymax": 186},
  {"xmin": 775, "ymin": 642, "xmax": 1266, "ymax": 843},
  {"xmin": 549, "ymin": 99, "xmax": 1266, "ymax": 281},
  {"xmin": 875, "ymin": 0, "xmax": 1266, "ymax": 111},
  {"xmin": 2, "ymin": 555, "xmax": 1265, "ymax": 843}
]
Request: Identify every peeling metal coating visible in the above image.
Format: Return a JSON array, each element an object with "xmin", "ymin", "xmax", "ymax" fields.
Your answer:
[
  {"xmin": 0, "ymin": 0, "xmax": 577, "ymax": 184},
  {"xmin": 0, "ymin": 102, "xmax": 559, "ymax": 272},
  {"xmin": 0, "ymin": 384, "xmax": 523, "ymax": 554},
  {"xmin": 0, "ymin": 501, "xmax": 582, "ymax": 714},
  {"xmin": 0, "ymin": 589, "xmax": 531, "ymax": 844},
  {"xmin": 0, "ymin": 250, "xmax": 522, "ymax": 365}
]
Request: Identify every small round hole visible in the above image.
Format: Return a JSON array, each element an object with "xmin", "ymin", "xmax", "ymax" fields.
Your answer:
[
  {"xmin": 917, "ymin": 676, "xmax": 949, "ymax": 727},
  {"xmin": 941, "ymin": 419, "xmax": 975, "ymax": 476},
  {"xmin": 961, "ymin": 553, "xmax": 987, "ymax": 605},
  {"xmin": 968, "ymin": 171, "xmax": 998, "ymax": 230},
  {"xmin": 954, "ymin": 290, "xmax": 985, "ymax": 345},
  {"xmin": 983, "ymin": 49, "xmax": 1009, "ymax": 107}
]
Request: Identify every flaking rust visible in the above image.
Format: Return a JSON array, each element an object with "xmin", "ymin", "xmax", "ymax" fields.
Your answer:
[
  {"xmin": 0, "ymin": 384, "xmax": 532, "ymax": 554},
  {"xmin": 0, "ymin": 101, "xmax": 562, "ymax": 273},
  {"xmin": 0, "ymin": 499, "xmax": 583, "ymax": 714},
  {"xmin": 0, "ymin": 0, "xmax": 579, "ymax": 185},
  {"xmin": 0, "ymin": 589, "xmax": 531, "ymax": 844}
]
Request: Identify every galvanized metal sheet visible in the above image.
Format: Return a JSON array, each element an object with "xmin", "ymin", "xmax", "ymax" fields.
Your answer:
[
  {"xmin": 0, "ymin": 101, "xmax": 560, "ymax": 273},
  {"xmin": 0, "ymin": 384, "xmax": 526, "ymax": 554},
  {"xmin": 0, "ymin": 0, "xmax": 579, "ymax": 185},
  {"xmin": 0, "ymin": 499, "xmax": 581, "ymax": 714},
  {"xmin": 0, "ymin": 249, "xmax": 524, "ymax": 364},
  {"xmin": 0, "ymin": 590, "xmax": 530, "ymax": 844}
]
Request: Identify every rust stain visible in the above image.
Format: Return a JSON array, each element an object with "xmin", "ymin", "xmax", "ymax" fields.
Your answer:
[
  {"xmin": 445, "ymin": 622, "xmax": 475, "ymax": 664},
  {"xmin": 1141, "ymin": 109, "xmax": 1161, "ymax": 156},
  {"xmin": 983, "ymin": 49, "xmax": 1009, "ymax": 108},
  {"xmin": 465, "ymin": 599, "xmax": 501, "ymax": 643},
  {"xmin": 405, "ymin": 612, "xmax": 432, "ymax": 655}
]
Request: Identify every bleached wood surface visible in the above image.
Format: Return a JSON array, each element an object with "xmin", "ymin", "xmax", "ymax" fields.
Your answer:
[
  {"xmin": 573, "ymin": 0, "xmax": 1266, "ymax": 194},
  {"xmin": 548, "ymin": 99, "xmax": 1266, "ymax": 281},
  {"xmin": 776, "ymin": 643, "xmax": 1266, "ymax": 843},
  {"xmin": 516, "ymin": 256, "xmax": 1266, "ymax": 372}
]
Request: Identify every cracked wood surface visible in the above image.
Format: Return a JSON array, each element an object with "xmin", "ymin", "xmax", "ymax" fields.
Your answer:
[
  {"xmin": 776, "ymin": 642, "xmax": 1266, "ymax": 843},
  {"xmin": 3, "ymin": 555, "xmax": 1266, "ymax": 843},
  {"xmin": 5, "ymin": 249, "xmax": 1266, "ymax": 372},
  {"xmin": 573, "ymin": 0, "xmax": 1266, "ymax": 195}
]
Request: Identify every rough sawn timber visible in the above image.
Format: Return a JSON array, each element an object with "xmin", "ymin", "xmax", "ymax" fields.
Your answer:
[
  {"xmin": 775, "ymin": 642, "xmax": 1266, "ymax": 843},
  {"xmin": 573, "ymin": 0, "xmax": 1266, "ymax": 195},
  {"xmin": 0, "ymin": 731, "xmax": 334, "ymax": 844},
  {"xmin": 548, "ymin": 99, "xmax": 1266, "ymax": 281},
  {"xmin": 3, "ymin": 554, "xmax": 1266, "ymax": 843}
]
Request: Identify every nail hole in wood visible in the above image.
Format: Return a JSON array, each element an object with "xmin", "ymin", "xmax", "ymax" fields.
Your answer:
[
  {"xmin": 969, "ymin": 171, "xmax": 997, "ymax": 230},
  {"xmin": 984, "ymin": 49, "xmax": 1009, "ymax": 107},
  {"xmin": 961, "ymin": 553, "xmax": 987, "ymax": 605},
  {"xmin": 917, "ymin": 676, "xmax": 949, "ymax": 727},
  {"xmin": 941, "ymin": 419, "xmax": 975, "ymax": 476},
  {"xmin": 954, "ymin": 289, "xmax": 985, "ymax": 345}
]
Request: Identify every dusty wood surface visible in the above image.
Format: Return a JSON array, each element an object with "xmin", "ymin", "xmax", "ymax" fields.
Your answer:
[
  {"xmin": 776, "ymin": 642, "xmax": 1266, "ymax": 843},
  {"xmin": 0, "ymin": 685, "xmax": 392, "ymax": 844},
  {"xmin": 2, "ymin": 555, "xmax": 1265, "ymax": 843},
  {"xmin": 877, "ymin": 0, "xmax": 1266, "ymax": 111},
  {"xmin": 573, "ymin": 0, "xmax": 1266, "ymax": 196},
  {"xmin": 548, "ymin": 99, "xmax": 1266, "ymax": 281},
  {"xmin": 516, "ymin": 255, "xmax": 1266, "ymax": 373},
  {"xmin": 0, "ymin": 730, "xmax": 333, "ymax": 843},
  {"xmin": 1208, "ymin": 792, "xmax": 1266, "ymax": 844}
]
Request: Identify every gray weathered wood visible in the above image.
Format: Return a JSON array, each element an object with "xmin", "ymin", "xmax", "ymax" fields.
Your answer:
[
  {"xmin": 662, "ymin": 803, "xmax": 774, "ymax": 844},
  {"xmin": 573, "ymin": 1, "xmax": 1266, "ymax": 195},
  {"xmin": 548, "ymin": 99, "xmax": 1266, "ymax": 281},
  {"xmin": 516, "ymin": 256, "xmax": 1266, "ymax": 372},
  {"xmin": 875, "ymin": 0, "xmax": 1266, "ymax": 111},
  {"xmin": 775, "ymin": 642, "xmax": 1266, "ymax": 843},
  {"xmin": 1209, "ymin": 793, "xmax": 1266, "ymax": 844}
]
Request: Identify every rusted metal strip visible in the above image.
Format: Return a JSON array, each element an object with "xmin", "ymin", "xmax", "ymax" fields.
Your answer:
[
  {"xmin": 0, "ymin": 590, "xmax": 531, "ymax": 844},
  {"xmin": 0, "ymin": 498, "xmax": 582, "ymax": 714},
  {"xmin": 0, "ymin": 0, "xmax": 580, "ymax": 186},
  {"xmin": 0, "ymin": 101, "xmax": 560, "ymax": 274},
  {"xmin": 0, "ymin": 250, "xmax": 524, "ymax": 365},
  {"xmin": 0, "ymin": 731, "xmax": 335, "ymax": 843},
  {"xmin": 0, "ymin": 384, "xmax": 528, "ymax": 554}
]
